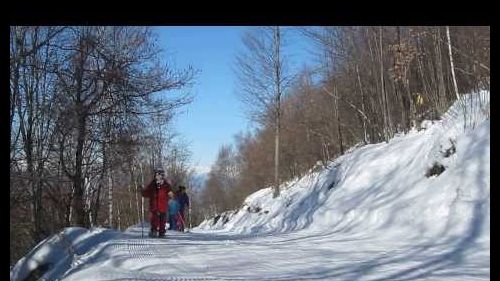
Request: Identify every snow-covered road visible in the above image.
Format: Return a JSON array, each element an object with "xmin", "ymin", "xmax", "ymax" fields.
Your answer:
[{"xmin": 53, "ymin": 223, "xmax": 488, "ymax": 281}]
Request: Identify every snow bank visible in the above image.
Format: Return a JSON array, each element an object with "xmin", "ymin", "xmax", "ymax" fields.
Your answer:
[
  {"xmin": 197, "ymin": 91, "xmax": 490, "ymax": 244},
  {"xmin": 10, "ymin": 227, "xmax": 120, "ymax": 281}
]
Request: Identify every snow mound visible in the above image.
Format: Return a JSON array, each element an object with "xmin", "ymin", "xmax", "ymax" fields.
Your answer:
[{"xmin": 10, "ymin": 227, "xmax": 120, "ymax": 281}]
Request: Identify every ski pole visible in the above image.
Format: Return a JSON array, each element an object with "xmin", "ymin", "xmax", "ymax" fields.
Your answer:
[
  {"xmin": 189, "ymin": 202, "xmax": 192, "ymax": 231},
  {"xmin": 156, "ymin": 181, "xmax": 160, "ymax": 235},
  {"xmin": 140, "ymin": 163, "xmax": 145, "ymax": 238},
  {"xmin": 189, "ymin": 189, "xmax": 192, "ymax": 231},
  {"xmin": 177, "ymin": 211, "xmax": 185, "ymax": 231}
]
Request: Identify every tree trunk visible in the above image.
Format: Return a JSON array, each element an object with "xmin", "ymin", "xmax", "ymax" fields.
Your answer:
[
  {"xmin": 378, "ymin": 27, "xmax": 390, "ymax": 141},
  {"xmin": 333, "ymin": 83, "xmax": 344, "ymax": 154},
  {"xmin": 108, "ymin": 171, "xmax": 113, "ymax": 228},
  {"xmin": 366, "ymin": 28, "xmax": 384, "ymax": 141},
  {"xmin": 93, "ymin": 181, "xmax": 102, "ymax": 226},
  {"xmin": 67, "ymin": 187, "xmax": 74, "ymax": 227},
  {"xmin": 446, "ymin": 26, "xmax": 464, "ymax": 127},
  {"xmin": 73, "ymin": 111, "xmax": 87, "ymax": 227},
  {"xmin": 10, "ymin": 29, "xmax": 22, "ymax": 157},
  {"xmin": 446, "ymin": 26, "xmax": 460, "ymax": 101},
  {"xmin": 355, "ymin": 65, "xmax": 368, "ymax": 144},
  {"xmin": 273, "ymin": 26, "xmax": 281, "ymax": 198},
  {"xmin": 434, "ymin": 27, "xmax": 447, "ymax": 113},
  {"xmin": 85, "ymin": 178, "xmax": 93, "ymax": 228},
  {"xmin": 117, "ymin": 199, "xmax": 121, "ymax": 231},
  {"xmin": 72, "ymin": 38, "xmax": 89, "ymax": 228},
  {"xmin": 140, "ymin": 163, "xmax": 145, "ymax": 225},
  {"xmin": 133, "ymin": 167, "xmax": 140, "ymax": 224}
]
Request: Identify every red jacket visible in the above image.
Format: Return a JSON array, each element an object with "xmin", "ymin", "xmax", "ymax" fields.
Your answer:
[{"xmin": 141, "ymin": 179, "xmax": 172, "ymax": 213}]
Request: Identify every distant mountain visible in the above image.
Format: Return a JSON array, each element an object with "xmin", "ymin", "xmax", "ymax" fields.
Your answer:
[{"xmin": 189, "ymin": 171, "xmax": 208, "ymax": 191}]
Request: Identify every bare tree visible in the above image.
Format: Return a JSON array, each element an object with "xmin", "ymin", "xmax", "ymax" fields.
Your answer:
[
  {"xmin": 50, "ymin": 27, "xmax": 194, "ymax": 227},
  {"xmin": 10, "ymin": 26, "xmax": 197, "ymax": 263},
  {"xmin": 447, "ymin": 26, "xmax": 481, "ymax": 131},
  {"xmin": 10, "ymin": 26, "xmax": 64, "ymax": 241},
  {"xmin": 434, "ymin": 27, "xmax": 448, "ymax": 114},
  {"xmin": 446, "ymin": 27, "xmax": 464, "ymax": 113},
  {"xmin": 235, "ymin": 26, "xmax": 292, "ymax": 198}
]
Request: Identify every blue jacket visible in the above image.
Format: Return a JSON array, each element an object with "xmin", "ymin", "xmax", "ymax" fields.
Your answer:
[{"xmin": 168, "ymin": 199, "xmax": 180, "ymax": 215}]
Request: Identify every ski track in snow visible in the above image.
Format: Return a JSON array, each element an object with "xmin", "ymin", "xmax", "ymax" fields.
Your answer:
[{"xmin": 55, "ymin": 225, "xmax": 488, "ymax": 281}]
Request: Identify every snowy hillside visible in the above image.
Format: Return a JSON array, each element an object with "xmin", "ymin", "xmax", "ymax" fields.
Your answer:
[
  {"xmin": 198, "ymin": 91, "xmax": 490, "ymax": 241},
  {"xmin": 10, "ymin": 91, "xmax": 489, "ymax": 281}
]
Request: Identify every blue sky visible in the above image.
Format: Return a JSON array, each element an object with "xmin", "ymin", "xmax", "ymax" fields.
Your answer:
[{"xmin": 154, "ymin": 26, "xmax": 316, "ymax": 174}]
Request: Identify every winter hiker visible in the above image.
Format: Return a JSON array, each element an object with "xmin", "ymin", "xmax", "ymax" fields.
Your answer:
[
  {"xmin": 141, "ymin": 168, "xmax": 172, "ymax": 238},
  {"xmin": 167, "ymin": 191, "xmax": 181, "ymax": 230},
  {"xmin": 176, "ymin": 185, "xmax": 190, "ymax": 231}
]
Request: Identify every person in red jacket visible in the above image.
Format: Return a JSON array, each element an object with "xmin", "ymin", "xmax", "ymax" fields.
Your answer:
[{"xmin": 141, "ymin": 168, "xmax": 172, "ymax": 238}]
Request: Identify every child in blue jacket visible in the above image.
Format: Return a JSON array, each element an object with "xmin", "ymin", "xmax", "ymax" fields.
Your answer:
[{"xmin": 168, "ymin": 191, "xmax": 181, "ymax": 230}]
